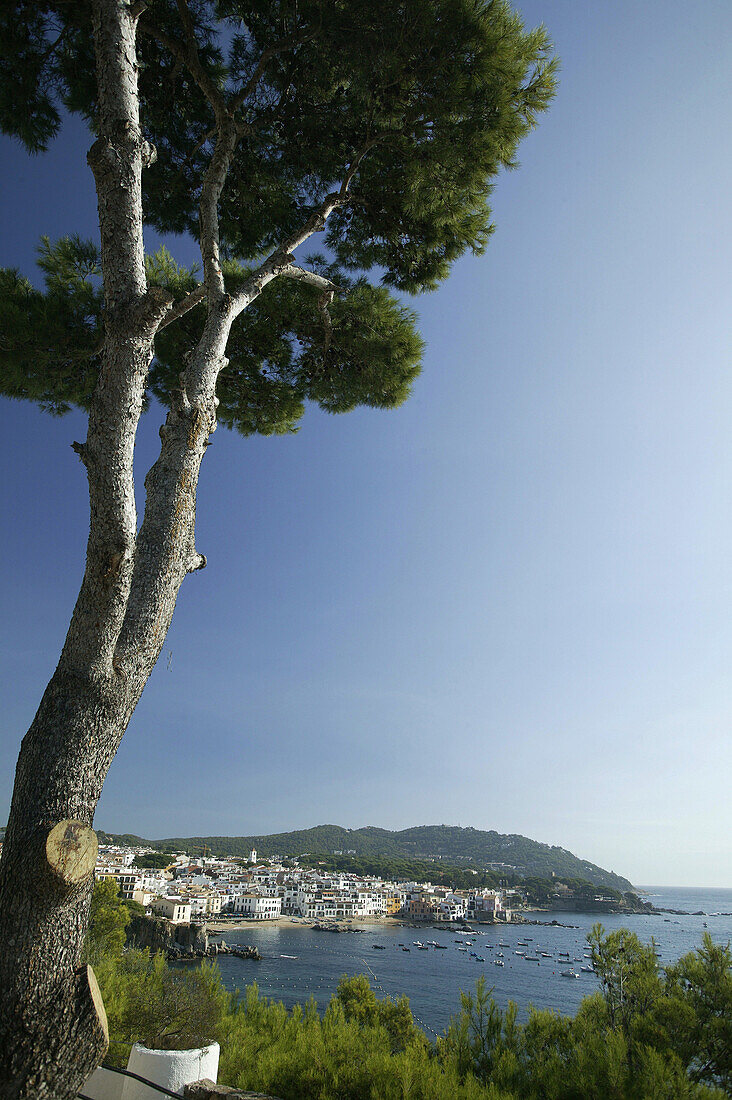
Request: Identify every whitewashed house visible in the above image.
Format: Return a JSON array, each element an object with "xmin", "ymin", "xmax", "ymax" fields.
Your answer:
[
  {"xmin": 151, "ymin": 897, "xmax": 192, "ymax": 923},
  {"xmin": 232, "ymin": 894, "xmax": 282, "ymax": 919}
]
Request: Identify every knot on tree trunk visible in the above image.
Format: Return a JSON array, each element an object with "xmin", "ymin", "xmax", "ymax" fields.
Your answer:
[
  {"xmin": 188, "ymin": 552, "xmax": 207, "ymax": 573},
  {"xmin": 106, "ymin": 285, "xmax": 175, "ymax": 338},
  {"xmin": 141, "ymin": 139, "xmax": 157, "ymax": 168},
  {"xmin": 45, "ymin": 820, "xmax": 98, "ymax": 887},
  {"xmin": 87, "ymin": 137, "xmax": 118, "ymax": 180},
  {"xmin": 71, "ymin": 441, "xmax": 88, "ymax": 465}
]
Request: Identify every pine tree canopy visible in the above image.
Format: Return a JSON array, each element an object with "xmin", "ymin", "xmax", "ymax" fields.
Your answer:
[{"xmin": 0, "ymin": 0, "xmax": 557, "ymax": 434}]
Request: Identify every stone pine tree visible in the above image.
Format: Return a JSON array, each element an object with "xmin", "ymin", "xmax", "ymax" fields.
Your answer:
[{"xmin": 0, "ymin": 1, "xmax": 556, "ymax": 1095}]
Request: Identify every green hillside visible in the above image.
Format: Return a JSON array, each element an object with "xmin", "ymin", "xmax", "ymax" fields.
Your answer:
[{"xmin": 97, "ymin": 824, "xmax": 633, "ymax": 891}]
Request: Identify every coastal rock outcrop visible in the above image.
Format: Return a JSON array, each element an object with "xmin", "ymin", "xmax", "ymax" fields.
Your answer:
[
  {"xmin": 127, "ymin": 913, "xmax": 209, "ymax": 957},
  {"xmin": 230, "ymin": 945, "xmax": 261, "ymax": 960},
  {"xmin": 126, "ymin": 914, "xmax": 262, "ymax": 961}
]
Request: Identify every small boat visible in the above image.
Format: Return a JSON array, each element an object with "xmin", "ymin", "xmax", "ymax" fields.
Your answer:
[
  {"xmin": 417, "ymin": 945, "xmax": 429, "ymax": 950},
  {"xmin": 561, "ymin": 969, "xmax": 579, "ymax": 978},
  {"xmin": 499, "ymin": 942, "xmax": 509, "ymax": 947},
  {"xmin": 514, "ymin": 950, "xmax": 525, "ymax": 956},
  {"xmin": 372, "ymin": 945, "xmax": 386, "ymax": 950},
  {"xmin": 402, "ymin": 947, "xmax": 410, "ymax": 952},
  {"xmin": 541, "ymin": 952, "xmax": 552, "ymax": 958},
  {"xmin": 524, "ymin": 956, "xmax": 539, "ymax": 962},
  {"xmin": 474, "ymin": 956, "xmax": 484, "ymax": 962},
  {"xmin": 494, "ymin": 959, "xmax": 504, "ymax": 966},
  {"xmin": 434, "ymin": 943, "xmax": 448, "ymax": 949},
  {"xmin": 580, "ymin": 965, "xmax": 594, "ymax": 973},
  {"xmin": 280, "ymin": 954, "xmax": 298, "ymax": 959},
  {"xmin": 496, "ymin": 951, "xmax": 504, "ymax": 957},
  {"xmin": 457, "ymin": 947, "xmax": 468, "ymax": 952}
]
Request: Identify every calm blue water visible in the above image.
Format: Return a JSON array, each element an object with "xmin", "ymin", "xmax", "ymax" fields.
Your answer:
[{"xmin": 210, "ymin": 887, "xmax": 732, "ymax": 1036}]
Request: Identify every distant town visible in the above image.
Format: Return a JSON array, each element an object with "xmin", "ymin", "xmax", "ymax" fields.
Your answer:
[{"xmin": 95, "ymin": 841, "xmax": 635, "ymax": 926}]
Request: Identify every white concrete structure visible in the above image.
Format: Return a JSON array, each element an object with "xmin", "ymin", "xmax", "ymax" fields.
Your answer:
[
  {"xmin": 183, "ymin": 891, "xmax": 223, "ymax": 917},
  {"xmin": 131, "ymin": 888, "xmax": 155, "ymax": 907},
  {"xmin": 232, "ymin": 894, "xmax": 282, "ymax": 919},
  {"xmin": 150, "ymin": 897, "xmax": 192, "ymax": 923},
  {"xmin": 469, "ymin": 890, "xmax": 505, "ymax": 920},
  {"xmin": 83, "ymin": 1042, "xmax": 219, "ymax": 1099},
  {"xmin": 125, "ymin": 1043, "xmax": 219, "ymax": 1097},
  {"xmin": 439, "ymin": 896, "xmax": 467, "ymax": 921}
]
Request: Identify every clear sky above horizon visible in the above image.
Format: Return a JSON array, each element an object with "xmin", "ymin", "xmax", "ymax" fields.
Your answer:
[{"xmin": 1, "ymin": 0, "xmax": 730, "ymax": 888}]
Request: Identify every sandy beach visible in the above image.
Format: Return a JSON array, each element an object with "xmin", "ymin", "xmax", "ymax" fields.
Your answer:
[{"xmin": 206, "ymin": 914, "xmax": 407, "ymax": 933}]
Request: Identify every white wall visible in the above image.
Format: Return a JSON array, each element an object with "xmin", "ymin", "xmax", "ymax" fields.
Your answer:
[{"xmin": 82, "ymin": 1044, "xmax": 219, "ymax": 1100}]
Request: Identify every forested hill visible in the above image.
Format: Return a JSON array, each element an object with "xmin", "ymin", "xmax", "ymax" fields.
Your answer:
[{"xmin": 97, "ymin": 824, "xmax": 633, "ymax": 891}]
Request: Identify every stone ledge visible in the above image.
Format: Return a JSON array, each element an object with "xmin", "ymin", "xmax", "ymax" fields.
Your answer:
[{"xmin": 183, "ymin": 1080, "xmax": 282, "ymax": 1100}]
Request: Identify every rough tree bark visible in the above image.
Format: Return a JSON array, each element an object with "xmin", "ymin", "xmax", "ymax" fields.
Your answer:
[
  {"xmin": 0, "ymin": 3, "xmax": 345, "ymax": 1097},
  {"xmin": 0, "ymin": 3, "xmax": 167, "ymax": 1095}
]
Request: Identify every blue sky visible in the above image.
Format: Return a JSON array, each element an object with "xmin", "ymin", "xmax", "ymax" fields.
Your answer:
[{"xmin": 1, "ymin": 0, "xmax": 730, "ymax": 887}]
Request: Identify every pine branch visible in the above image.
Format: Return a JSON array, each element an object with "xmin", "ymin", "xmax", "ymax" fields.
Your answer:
[
  {"xmin": 278, "ymin": 265, "xmax": 342, "ymax": 296},
  {"xmin": 229, "ymin": 24, "xmax": 320, "ymax": 117},
  {"xmin": 156, "ymin": 284, "xmax": 206, "ymax": 333},
  {"xmin": 174, "ymin": 0, "xmax": 227, "ymax": 121}
]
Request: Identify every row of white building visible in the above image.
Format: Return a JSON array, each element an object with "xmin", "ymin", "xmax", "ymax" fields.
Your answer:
[{"xmin": 95, "ymin": 845, "xmax": 517, "ymax": 926}]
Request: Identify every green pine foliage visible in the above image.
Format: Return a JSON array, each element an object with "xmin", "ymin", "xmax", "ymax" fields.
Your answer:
[
  {"xmin": 665, "ymin": 936, "xmax": 732, "ymax": 1092},
  {"xmin": 0, "ymin": 0, "xmax": 557, "ymax": 433},
  {"xmin": 150, "ymin": 253, "xmax": 424, "ymax": 434},
  {"xmin": 219, "ymin": 984, "xmax": 495, "ymax": 1100},
  {"xmin": 84, "ymin": 877, "xmax": 132, "ymax": 964},
  {"xmin": 86, "ymin": 883, "xmax": 730, "ymax": 1098},
  {"xmin": 0, "ymin": 236, "xmax": 103, "ymax": 414},
  {"xmin": 0, "ymin": 3, "xmax": 63, "ymax": 151},
  {"xmin": 98, "ymin": 951, "xmax": 232, "ymax": 1065},
  {"xmin": 133, "ymin": 852, "xmax": 176, "ymax": 869}
]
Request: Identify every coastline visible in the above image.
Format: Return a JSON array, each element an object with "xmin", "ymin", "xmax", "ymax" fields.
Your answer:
[
  {"xmin": 206, "ymin": 906, "xmax": 659, "ymax": 934},
  {"xmin": 206, "ymin": 914, "xmax": 407, "ymax": 933}
]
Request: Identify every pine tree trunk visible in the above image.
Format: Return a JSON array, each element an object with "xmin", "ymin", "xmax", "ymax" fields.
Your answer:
[
  {"xmin": 0, "ymin": 3, "xmax": 170, "ymax": 1096},
  {"xmin": 0, "ymin": 1, "xmax": 319, "ymax": 1092},
  {"xmin": 0, "ymin": 669, "xmax": 136, "ymax": 1098}
]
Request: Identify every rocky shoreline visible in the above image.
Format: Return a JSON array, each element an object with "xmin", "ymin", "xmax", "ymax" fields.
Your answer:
[
  {"xmin": 126, "ymin": 912, "xmax": 263, "ymax": 962},
  {"xmin": 169, "ymin": 938, "xmax": 262, "ymax": 962}
]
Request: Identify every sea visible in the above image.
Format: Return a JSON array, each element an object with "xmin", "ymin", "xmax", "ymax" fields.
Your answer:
[{"xmin": 206, "ymin": 887, "xmax": 732, "ymax": 1037}]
